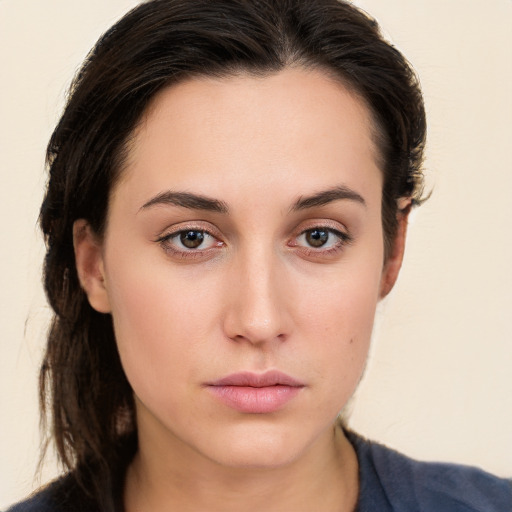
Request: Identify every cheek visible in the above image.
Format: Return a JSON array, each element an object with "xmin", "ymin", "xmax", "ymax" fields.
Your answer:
[
  {"xmin": 304, "ymin": 280, "xmax": 377, "ymax": 367},
  {"xmin": 292, "ymin": 250, "xmax": 383, "ymax": 403},
  {"xmin": 103, "ymin": 247, "xmax": 223, "ymax": 405},
  {"xmin": 296, "ymin": 242, "xmax": 382, "ymax": 337}
]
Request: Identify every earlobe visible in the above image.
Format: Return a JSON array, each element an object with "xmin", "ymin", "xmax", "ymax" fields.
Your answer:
[
  {"xmin": 379, "ymin": 204, "xmax": 410, "ymax": 299},
  {"xmin": 73, "ymin": 219, "xmax": 111, "ymax": 313}
]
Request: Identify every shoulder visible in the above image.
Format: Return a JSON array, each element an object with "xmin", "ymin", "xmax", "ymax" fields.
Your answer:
[
  {"xmin": 4, "ymin": 474, "xmax": 98, "ymax": 512},
  {"xmin": 347, "ymin": 430, "xmax": 512, "ymax": 512}
]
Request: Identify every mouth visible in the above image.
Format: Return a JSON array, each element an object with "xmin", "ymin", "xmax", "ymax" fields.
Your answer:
[{"xmin": 205, "ymin": 370, "xmax": 305, "ymax": 414}]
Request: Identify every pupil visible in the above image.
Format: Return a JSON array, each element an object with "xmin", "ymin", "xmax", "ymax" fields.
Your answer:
[
  {"xmin": 306, "ymin": 229, "xmax": 328, "ymax": 247},
  {"xmin": 180, "ymin": 231, "xmax": 204, "ymax": 249}
]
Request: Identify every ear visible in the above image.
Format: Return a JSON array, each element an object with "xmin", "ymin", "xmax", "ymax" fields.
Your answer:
[
  {"xmin": 73, "ymin": 219, "xmax": 111, "ymax": 313},
  {"xmin": 379, "ymin": 201, "xmax": 410, "ymax": 299}
]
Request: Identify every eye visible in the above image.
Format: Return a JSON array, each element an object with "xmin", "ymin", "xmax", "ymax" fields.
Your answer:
[
  {"xmin": 164, "ymin": 229, "xmax": 217, "ymax": 250},
  {"xmin": 301, "ymin": 228, "xmax": 331, "ymax": 248},
  {"xmin": 157, "ymin": 228, "xmax": 223, "ymax": 258},
  {"xmin": 177, "ymin": 230, "xmax": 209, "ymax": 249},
  {"xmin": 288, "ymin": 223, "xmax": 353, "ymax": 260},
  {"xmin": 295, "ymin": 227, "xmax": 348, "ymax": 250}
]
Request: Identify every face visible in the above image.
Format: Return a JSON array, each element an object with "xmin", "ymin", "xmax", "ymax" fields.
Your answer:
[{"xmin": 76, "ymin": 68, "xmax": 404, "ymax": 469}]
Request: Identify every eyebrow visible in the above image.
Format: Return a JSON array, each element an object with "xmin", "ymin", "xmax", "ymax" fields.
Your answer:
[
  {"xmin": 291, "ymin": 185, "xmax": 366, "ymax": 211},
  {"xmin": 140, "ymin": 191, "xmax": 229, "ymax": 213},
  {"xmin": 140, "ymin": 184, "xmax": 365, "ymax": 215}
]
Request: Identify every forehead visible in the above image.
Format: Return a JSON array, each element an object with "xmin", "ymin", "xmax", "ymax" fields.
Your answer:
[{"xmin": 115, "ymin": 67, "xmax": 382, "ymax": 210}]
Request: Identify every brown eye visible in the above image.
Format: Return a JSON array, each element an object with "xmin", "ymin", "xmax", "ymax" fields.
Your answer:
[
  {"xmin": 157, "ymin": 227, "xmax": 223, "ymax": 259},
  {"xmin": 293, "ymin": 226, "xmax": 351, "ymax": 255},
  {"xmin": 305, "ymin": 229, "xmax": 329, "ymax": 247},
  {"xmin": 180, "ymin": 230, "xmax": 205, "ymax": 249}
]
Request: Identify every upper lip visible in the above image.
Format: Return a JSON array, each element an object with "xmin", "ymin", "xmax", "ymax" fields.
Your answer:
[{"xmin": 208, "ymin": 370, "xmax": 305, "ymax": 388}]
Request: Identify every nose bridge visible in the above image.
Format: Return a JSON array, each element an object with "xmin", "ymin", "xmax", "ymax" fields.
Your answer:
[{"xmin": 224, "ymin": 241, "xmax": 289, "ymax": 344}]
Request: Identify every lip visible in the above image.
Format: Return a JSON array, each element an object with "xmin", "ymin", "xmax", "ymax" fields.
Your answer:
[{"xmin": 206, "ymin": 371, "xmax": 305, "ymax": 414}]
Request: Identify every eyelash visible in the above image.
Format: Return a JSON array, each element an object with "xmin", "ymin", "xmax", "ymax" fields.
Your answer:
[
  {"xmin": 155, "ymin": 224, "xmax": 352, "ymax": 260},
  {"xmin": 290, "ymin": 227, "xmax": 353, "ymax": 258},
  {"xmin": 156, "ymin": 225, "xmax": 223, "ymax": 260}
]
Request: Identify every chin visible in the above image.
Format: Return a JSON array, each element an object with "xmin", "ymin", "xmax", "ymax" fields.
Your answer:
[
  {"xmin": 199, "ymin": 421, "xmax": 322, "ymax": 470},
  {"xmin": 209, "ymin": 444, "xmax": 300, "ymax": 470}
]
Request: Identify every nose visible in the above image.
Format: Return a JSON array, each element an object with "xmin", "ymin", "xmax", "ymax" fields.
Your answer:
[{"xmin": 222, "ymin": 248, "xmax": 292, "ymax": 346}]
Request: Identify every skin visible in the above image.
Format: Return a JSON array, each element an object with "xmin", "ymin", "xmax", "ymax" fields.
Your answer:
[{"xmin": 74, "ymin": 67, "xmax": 408, "ymax": 511}]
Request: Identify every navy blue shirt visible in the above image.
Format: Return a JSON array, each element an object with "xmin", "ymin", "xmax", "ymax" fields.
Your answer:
[
  {"xmin": 6, "ymin": 432, "xmax": 511, "ymax": 511},
  {"xmin": 347, "ymin": 431, "xmax": 512, "ymax": 511}
]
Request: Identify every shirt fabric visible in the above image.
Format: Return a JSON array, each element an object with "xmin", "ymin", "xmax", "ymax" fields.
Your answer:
[
  {"xmin": 5, "ymin": 431, "xmax": 511, "ymax": 511},
  {"xmin": 346, "ymin": 431, "xmax": 512, "ymax": 512}
]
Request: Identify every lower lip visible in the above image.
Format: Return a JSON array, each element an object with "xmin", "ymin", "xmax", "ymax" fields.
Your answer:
[{"xmin": 207, "ymin": 385, "xmax": 303, "ymax": 414}]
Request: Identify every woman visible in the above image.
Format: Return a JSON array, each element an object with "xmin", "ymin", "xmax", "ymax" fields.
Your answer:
[{"xmin": 5, "ymin": 0, "xmax": 511, "ymax": 511}]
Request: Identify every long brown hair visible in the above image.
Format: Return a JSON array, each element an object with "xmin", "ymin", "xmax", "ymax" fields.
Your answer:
[{"xmin": 39, "ymin": 0, "xmax": 426, "ymax": 509}]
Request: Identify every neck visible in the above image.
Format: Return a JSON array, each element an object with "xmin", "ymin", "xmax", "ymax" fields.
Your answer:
[{"xmin": 124, "ymin": 424, "xmax": 359, "ymax": 512}]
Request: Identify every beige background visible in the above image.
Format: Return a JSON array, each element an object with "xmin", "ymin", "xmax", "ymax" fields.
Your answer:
[{"xmin": 1, "ymin": 0, "xmax": 511, "ymax": 507}]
